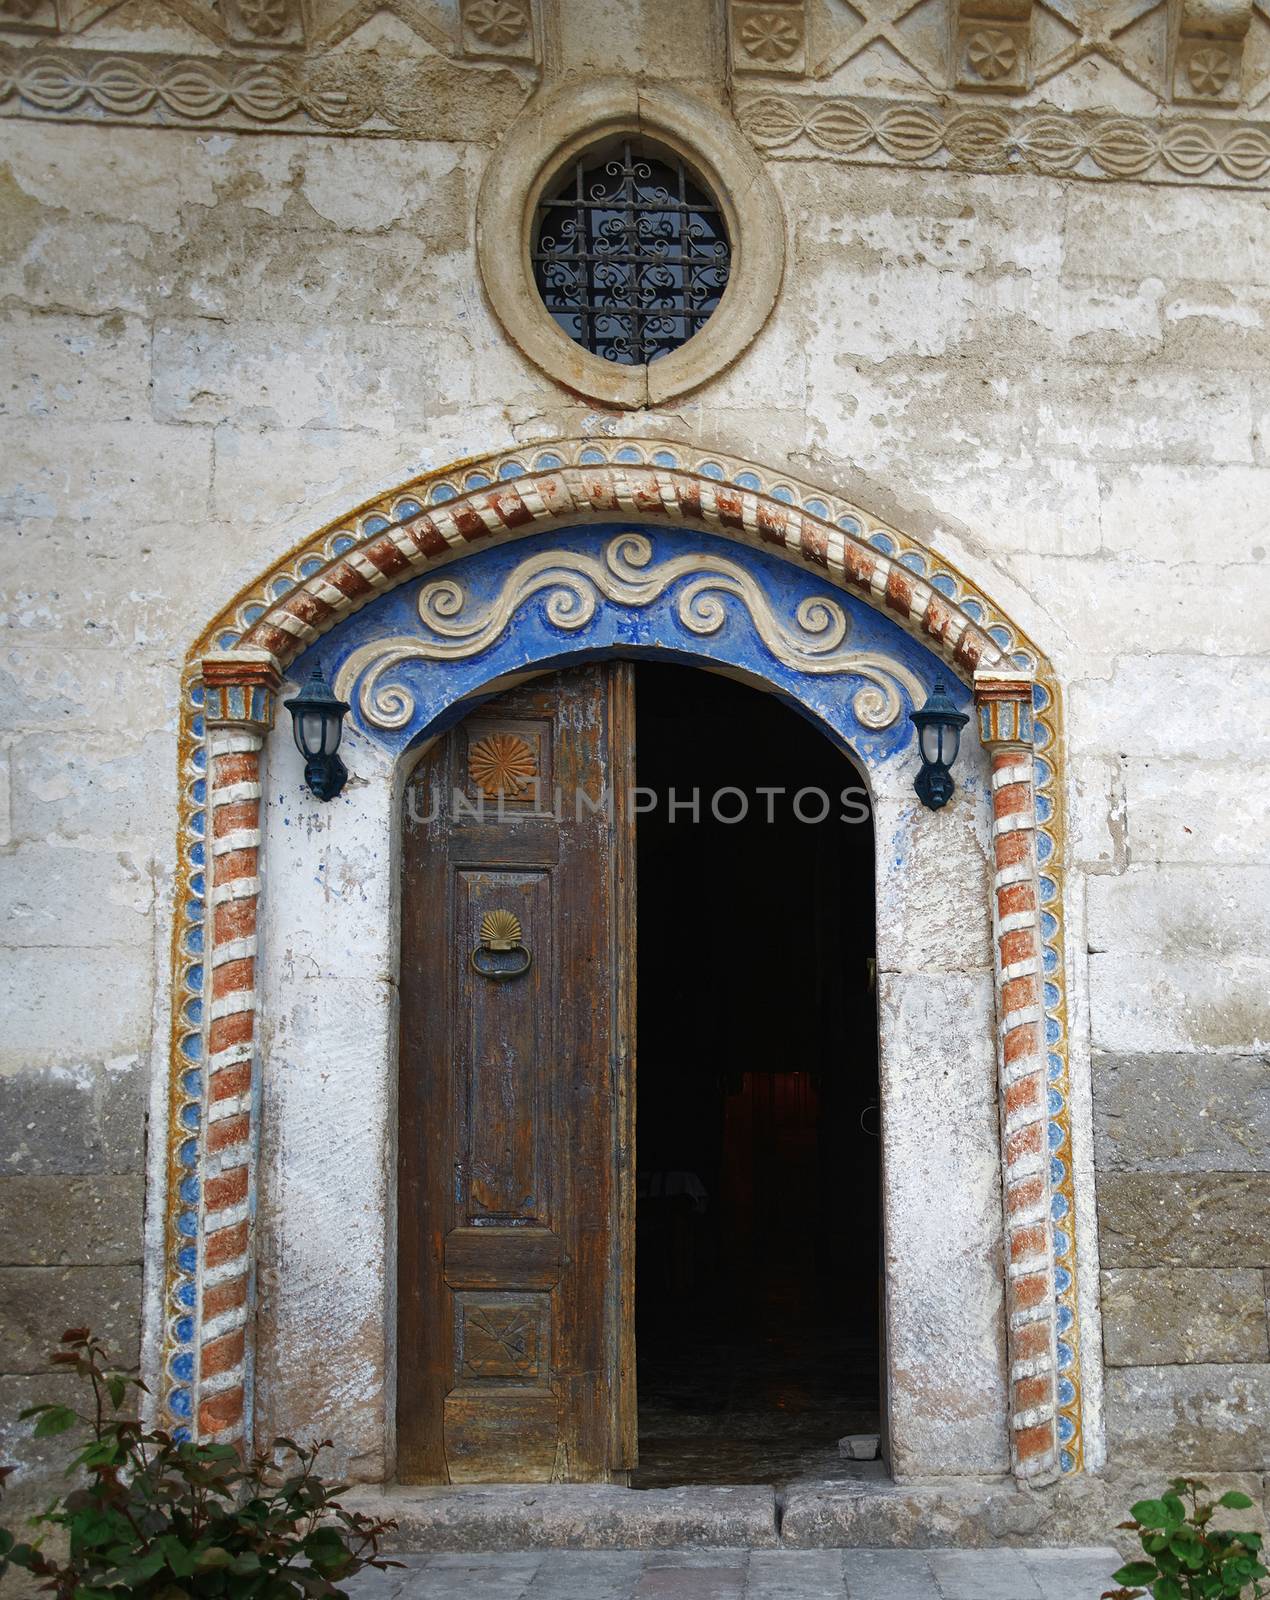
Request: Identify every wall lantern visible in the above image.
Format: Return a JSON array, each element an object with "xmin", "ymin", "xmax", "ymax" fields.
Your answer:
[
  {"xmin": 285, "ymin": 670, "xmax": 349, "ymax": 801},
  {"xmin": 910, "ymin": 681, "xmax": 969, "ymax": 812}
]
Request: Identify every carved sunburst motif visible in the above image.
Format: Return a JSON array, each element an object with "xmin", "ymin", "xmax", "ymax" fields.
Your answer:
[{"xmin": 468, "ymin": 732, "xmax": 537, "ymax": 797}]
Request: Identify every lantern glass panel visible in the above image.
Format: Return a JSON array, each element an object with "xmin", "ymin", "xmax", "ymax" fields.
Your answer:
[
  {"xmin": 293, "ymin": 708, "xmax": 330, "ymax": 757},
  {"xmin": 939, "ymin": 721, "xmax": 961, "ymax": 765},
  {"xmin": 919, "ymin": 722, "xmax": 942, "ymax": 766}
]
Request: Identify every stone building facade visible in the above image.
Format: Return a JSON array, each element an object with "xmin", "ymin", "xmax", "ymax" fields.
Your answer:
[{"xmin": 0, "ymin": 0, "xmax": 1267, "ymax": 1548}]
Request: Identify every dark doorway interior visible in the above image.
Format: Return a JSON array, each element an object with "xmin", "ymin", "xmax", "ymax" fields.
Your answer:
[{"xmin": 632, "ymin": 663, "xmax": 882, "ymax": 1489}]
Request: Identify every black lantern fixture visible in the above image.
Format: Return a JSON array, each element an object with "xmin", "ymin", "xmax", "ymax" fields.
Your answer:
[
  {"xmin": 285, "ymin": 670, "xmax": 349, "ymax": 801},
  {"xmin": 910, "ymin": 681, "xmax": 969, "ymax": 812}
]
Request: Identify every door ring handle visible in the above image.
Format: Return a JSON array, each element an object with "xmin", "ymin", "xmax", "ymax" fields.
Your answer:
[{"xmin": 471, "ymin": 909, "xmax": 532, "ymax": 981}]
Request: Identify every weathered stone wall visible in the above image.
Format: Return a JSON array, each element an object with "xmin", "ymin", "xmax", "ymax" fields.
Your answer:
[
  {"xmin": 0, "ymin": 124, "xmax": 501, "ymax": 1510},
  {"xmin": 1, "ymin": 0, "xmax": 1268, "ymax": 1524}
]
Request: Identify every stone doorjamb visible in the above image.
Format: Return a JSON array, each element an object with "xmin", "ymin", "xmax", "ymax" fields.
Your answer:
[{"xmin": 166, "ymin": 436, "xmax": 1082, "ymax": 1486}]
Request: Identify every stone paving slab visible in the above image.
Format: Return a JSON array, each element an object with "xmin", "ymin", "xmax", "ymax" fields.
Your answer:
[
  {"xmin": 1021, "ymin": 1548, "xmax": 1129, "ymax": 1600},
  {"xmin": 841, "ymin": 1548, "xmax": 942, "ymax": 1599},
  {"xmin": 747, "ymin": 1549, "xmax": 851, "ymax": 1598},
  {"xmin": 929, "ymin": 1548, "xmax": 1044, "ymax": 1599},
  {"xmin": 345, "ymin": 1545, "xmax": 1123, "ymax": 1599},
  {"xmin": 525, "ymin": 1550, "xmax": 645, "ymax": 1600}
]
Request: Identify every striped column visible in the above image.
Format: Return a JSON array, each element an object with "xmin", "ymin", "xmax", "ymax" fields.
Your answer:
[
  {"xmin": 975, "ymin": 667, "xmax": 1060, "ymax": 1484},
  {"xmin": 198, "ymin": 650, "xmax": 280, "ymax": 1448}
]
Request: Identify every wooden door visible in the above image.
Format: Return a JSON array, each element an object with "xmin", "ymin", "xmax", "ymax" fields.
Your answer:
[{"xmin": 398, "ymin": 664, "xmax": 636, "ymax": 1484}]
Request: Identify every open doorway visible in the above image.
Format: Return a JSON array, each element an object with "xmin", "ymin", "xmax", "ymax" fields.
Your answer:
[{"xmin": 632, "ymin": 663, "xmax": 882, "ymax": 1488}]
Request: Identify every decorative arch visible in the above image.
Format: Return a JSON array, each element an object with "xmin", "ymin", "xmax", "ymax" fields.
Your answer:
[{"xmin": 166, "ymin": 437, "xmax": 1081, "ymax": 1487}]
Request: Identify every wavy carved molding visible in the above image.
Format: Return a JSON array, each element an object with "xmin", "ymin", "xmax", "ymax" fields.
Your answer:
[
  {"xmin": 335, "ymin": 533, "xmax": 928, "ymax": 734},
  {"xmin": 739, "ymin": 91, "xmax": 1270, "ymax": 184}
]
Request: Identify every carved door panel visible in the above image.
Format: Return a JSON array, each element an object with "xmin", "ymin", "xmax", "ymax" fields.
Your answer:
[{"xmin": 398, "ymin": 664, "xmax": 636, "ymax": 1484}]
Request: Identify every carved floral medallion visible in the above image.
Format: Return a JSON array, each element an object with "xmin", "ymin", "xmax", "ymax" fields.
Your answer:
[
  {"xmin": 966, "ymin": 27, "xmax": 1017, "ymax": 81},
  {"xmin": 739, "ymin": 9, "xmax": 802, "ymax": 61},
  {"xmin": 465, "ymin": 0, "xmax": 527, "ymax": 46},
  {"xmin": 1188, "ymin": 45, "xmax": 1234, "ymax": 96},
  {"xmin": 234, "ymin": 0, "xmax": 290, "ymax": 38}
]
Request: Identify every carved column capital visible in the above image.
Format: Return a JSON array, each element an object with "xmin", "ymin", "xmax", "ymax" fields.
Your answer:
[
  {"xmin": 974, "ymin": 667, "xmax": 1036, "ymax": 752},
  {"xmin": 953, "ymin": 0, "xmax": 1033, "ymax": 92},
  {"xmin": 201, "ymin": 650, "xmax": 282, "ymax": 732}
]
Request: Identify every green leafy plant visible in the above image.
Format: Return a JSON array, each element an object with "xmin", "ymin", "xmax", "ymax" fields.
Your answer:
[
  {"xmin": 0, "ymin": 1328, "xmax": 400, "ymax": 1598},
  {"xmin": 1104, "ymin": 1479, "xmax": 1266, "ymax": 1600}
]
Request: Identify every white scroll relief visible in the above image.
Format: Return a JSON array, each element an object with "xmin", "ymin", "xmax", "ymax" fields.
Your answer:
[{"xmin": 335, "ymin": 534, "xmax": 926, "ymax": 732}]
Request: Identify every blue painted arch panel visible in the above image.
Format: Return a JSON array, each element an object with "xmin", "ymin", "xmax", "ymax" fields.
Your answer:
[{"xmin": 296, "ymin": 524, "xmax": 972, "ymax": 776}]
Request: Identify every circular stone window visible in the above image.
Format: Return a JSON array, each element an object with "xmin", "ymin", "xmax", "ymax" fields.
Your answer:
[
  {"xmin": 532, "ymin": 138, "xmax": 731, "ymax": 367},
  {"xmin": 476, "ymin": 80, "xmax": 786, "ymax": 409}
]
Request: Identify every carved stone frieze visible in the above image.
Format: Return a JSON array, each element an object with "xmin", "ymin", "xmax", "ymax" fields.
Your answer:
[
  {"xmin": 729, "ymin": 0, "xmax": 1270, "ymax": 122},
  {"xmin": 738, "ymin": 90, "xmax": 1270, "ymax": 186},
  {"xmin": 0, "ymin": 42, "xmax": 535, "ymax": 136},
  {"xmin": 0, "ymin": 0, "xmax": 539, "ymax": 67},
  {"xmin": 800, "ymin": 0, "xmax": 937, "ymax": 84},
  {"xmin": 2, "ymin": 0, "xmax": 1270, "ymax": 186}
]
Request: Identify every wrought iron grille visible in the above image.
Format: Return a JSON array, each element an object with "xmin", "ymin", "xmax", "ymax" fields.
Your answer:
[{"xmin": 532, "ymin": 141, "xmax": 731, "ymax": 366}]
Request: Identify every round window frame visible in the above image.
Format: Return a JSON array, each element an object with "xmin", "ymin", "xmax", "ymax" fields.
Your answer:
[
  {"xmin": 530, "ymin": 134, "xmax": 731, "ymax": 372},
  {"xmin": 477, "ymin": 79, "xmax": 786, "ymax": 410}
]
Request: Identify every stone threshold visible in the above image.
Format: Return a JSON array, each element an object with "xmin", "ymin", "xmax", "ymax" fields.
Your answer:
[
  {"xmin": 341, "ymin": 1472, "xmax": 1121, "ymax": 1552},
  {"xmin": 342, "ymin": 1484, "xmax": 780, "ymax": 1551}
]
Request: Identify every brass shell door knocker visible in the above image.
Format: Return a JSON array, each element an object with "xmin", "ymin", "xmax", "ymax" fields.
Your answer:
[{"xmin": 470, "ymin": 909, "xmax": 532, "ymax": 981}]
